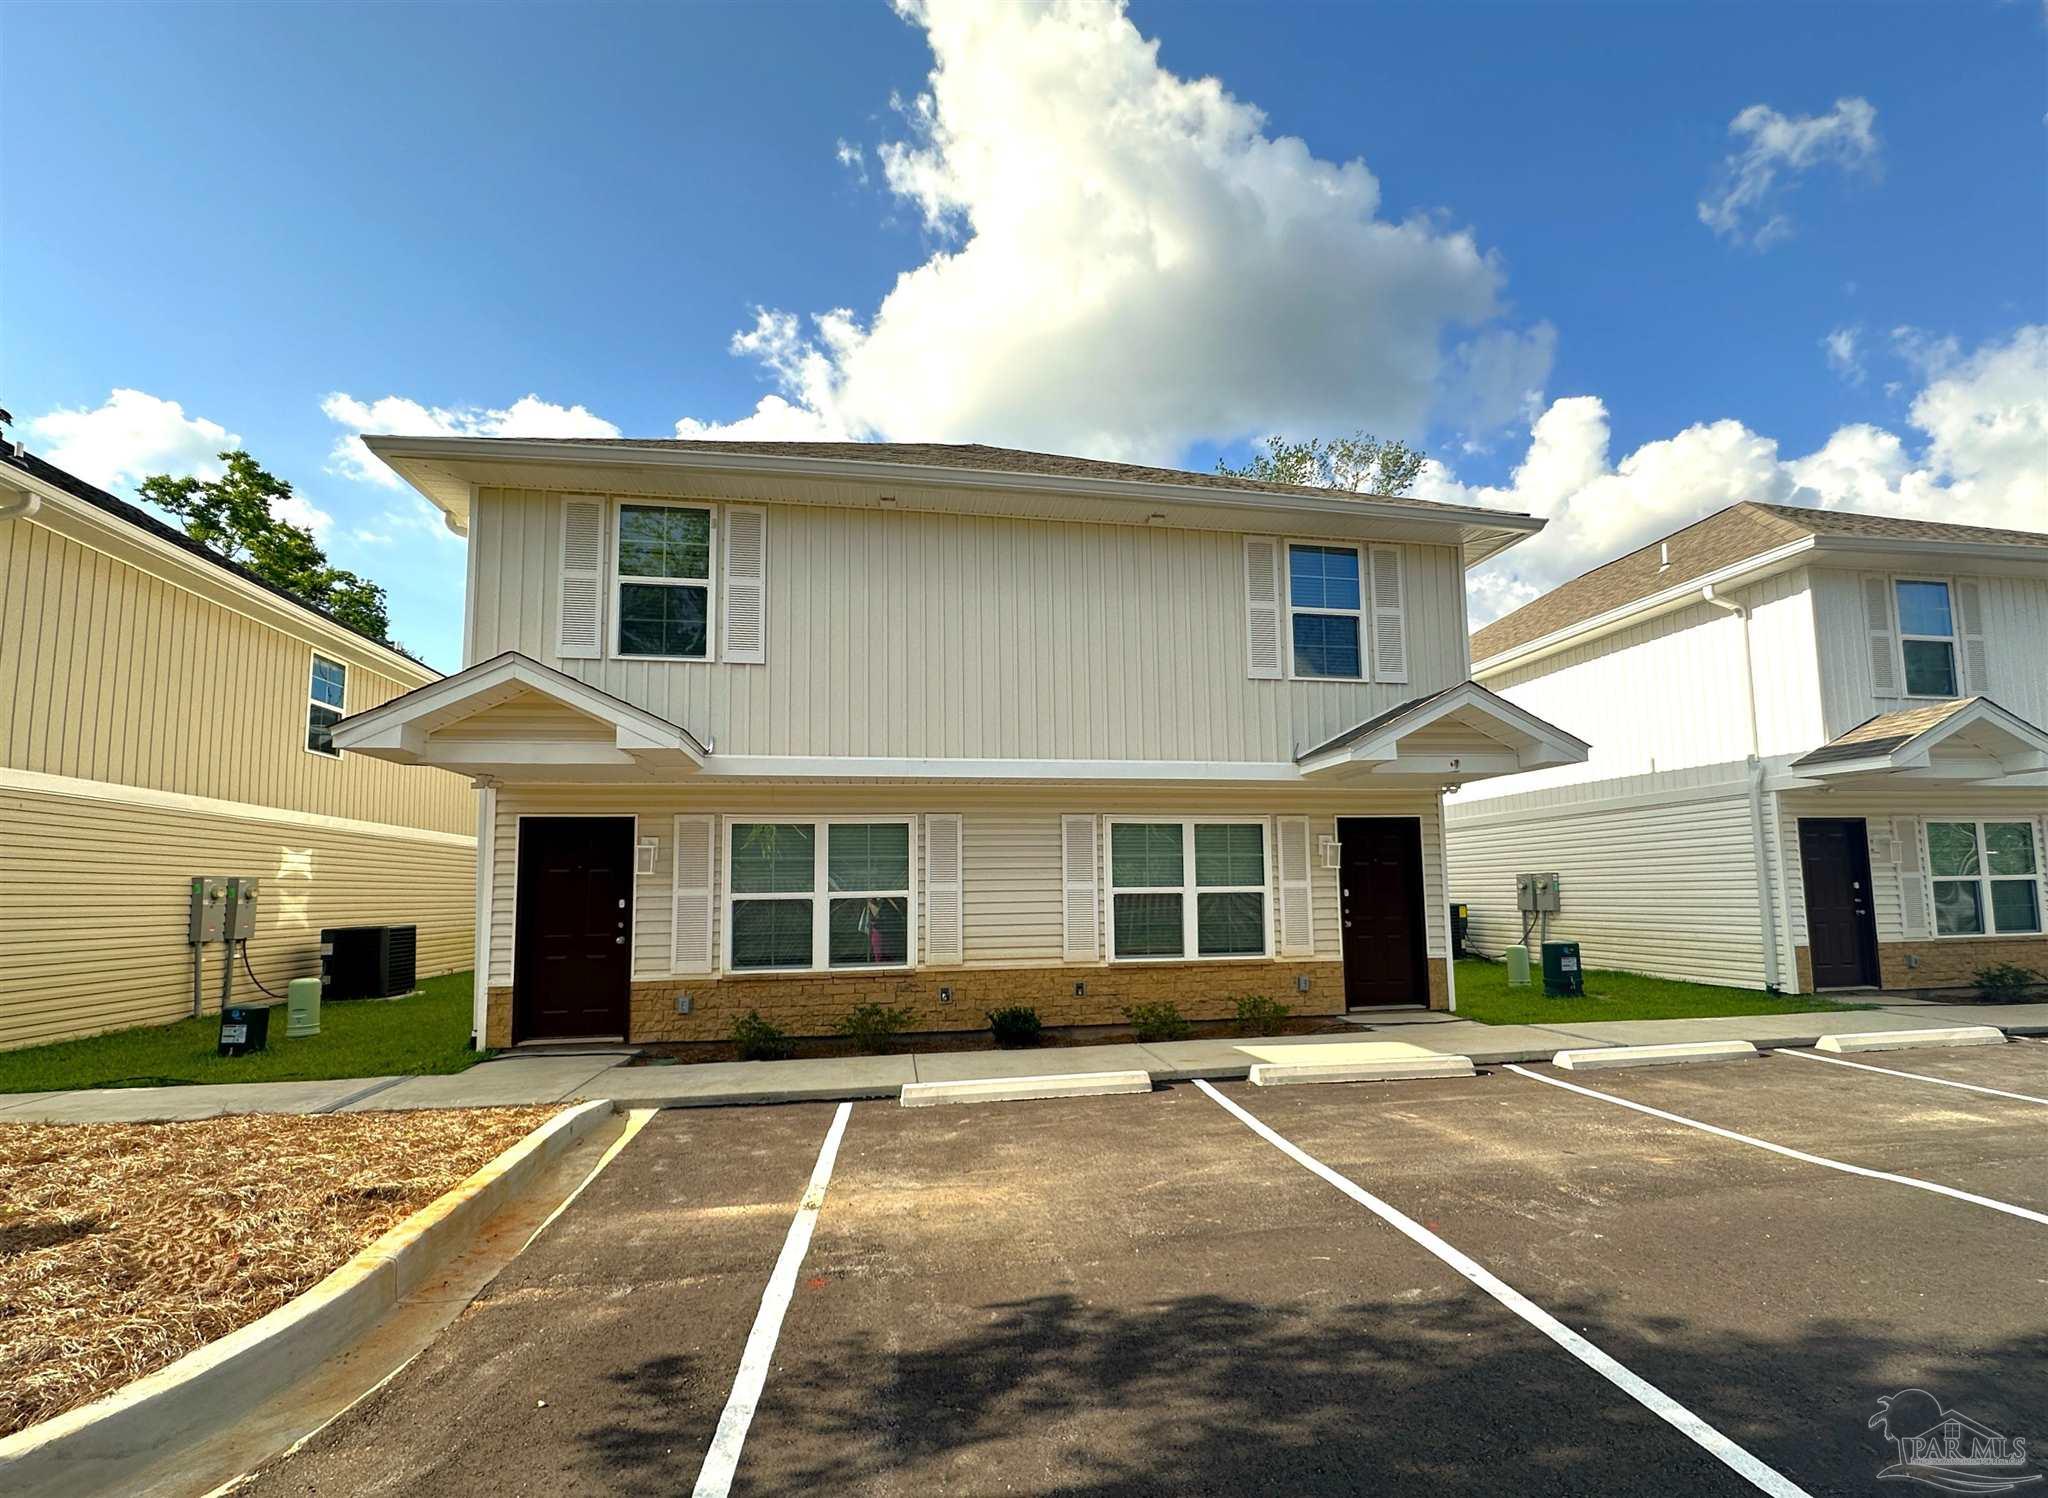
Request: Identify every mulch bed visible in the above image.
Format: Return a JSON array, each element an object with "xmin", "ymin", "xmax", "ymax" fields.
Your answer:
[
  {"xmin": 0, "ymin": 1106, "xmax": 559, "ymax": 1439},
  {"xmin": 631, "ymin": 1014, "xmax": 1358, "ymax": 1066}
]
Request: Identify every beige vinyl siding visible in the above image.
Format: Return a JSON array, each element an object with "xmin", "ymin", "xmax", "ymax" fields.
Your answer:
[
  {"xmin": 486, "ymin": 785, "xmax": 1445, "ymax": 987},
  {"xmin": 0, "ymin": 515, "xmax": 473, "ymax": 835},
  {"xmin": 1445, "ymin": 764, "xmax": 1769, "ymax": 988},
  {"xmin": 470, "ymin": 488, "xmax": 1468, "ymax": 763},
  {"xmin": 0, "ymin": 781, "xmax": 474, "ymax": 1049}
]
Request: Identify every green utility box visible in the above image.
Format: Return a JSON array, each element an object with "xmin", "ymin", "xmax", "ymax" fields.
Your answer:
[
  {"xmin": 287, "ymin": 976, "xmax": 322, "ymax": 1038},
  {"xmin": 1541, "ymin": 941, "xmax": 1584, "ymax": 998},
  {"xmin": 1505, "ymin": 944, "xmax": 1531, "ymax": 987}
]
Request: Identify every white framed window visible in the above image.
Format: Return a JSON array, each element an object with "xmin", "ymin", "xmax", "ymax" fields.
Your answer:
[
  {"xmin": 613, "ymin": 499, "xmax": 715, "ymax": 660},
  {"xmin": 1926, "ymin": 820, "xmax": 2042, "ymax": 937},
  {"xmin": 1285, "ymin": 542, "xmax": 1364, "ymax": 680},
  {"xmin": 305, "ymin": 653, "xmax": 346, "ymax": 757},
  {"xmin": 1894, "ymin": 578, "xmax": 1958, "ymax": 699},
  {"xmin": 724, "ymin": 818, "xmax": 916, "ymax": 973},
  {"xmin": 1106, "ymin": 817, "xmax": 1270, "ymax": 962}
]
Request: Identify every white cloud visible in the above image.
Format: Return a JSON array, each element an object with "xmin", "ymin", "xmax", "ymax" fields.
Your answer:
[
  {"xmin": 25, "ymin": 388, "xmax": 237, "ymax": 492},
  {"xmin": 1822, "ymin": 325, "xmax": 1865, "ymax": 385},
  {"xmin": 1698, "ymin": 96, "xmax": 1880, "ymax": 249},
  {"xmin": 835, "ymin": 137, "xmax": 869, "ymax": 184},
  {"xmin": 319, "ymin": 392, "xmax": 621, "ymax": 489},
  {"xmin": 676, "ymin": 0, "xmax": 1547, "ymax": 460},
  {"xmin": 1431, "ymin": 325, "xmax": 2048, "ymax": 627}
]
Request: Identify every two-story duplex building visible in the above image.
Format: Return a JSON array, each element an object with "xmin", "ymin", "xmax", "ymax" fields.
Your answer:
[
  {"xmin": 0, "ymin": 447, "xmax": 478, "ymax": 1048},
  {"xmin": 332, "ymin": 438, "xmax": 1587, "ymax": 1048},
  {"xmin": 1445, "ymin": 503, "xmax": 2048, "ymax": 995}
]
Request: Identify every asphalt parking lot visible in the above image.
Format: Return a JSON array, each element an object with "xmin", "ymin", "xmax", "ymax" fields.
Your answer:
[{"xmin": 244, "ymin": 1038, "xmax": 2047, "ymax": 1497}]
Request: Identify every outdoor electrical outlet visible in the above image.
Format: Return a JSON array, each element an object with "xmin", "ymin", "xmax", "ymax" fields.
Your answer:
[
  {"xmin": 1074, "ymin": 981, "xmax": 1087, "ymax": 997},
  {"xmin": 938, "ymin": 986, "xmax": 953, "ymax": 1003},
  {"xmin": 1297, "ymin": 975, "xmax": 1310, "ymax": 993},
  {"xmin": 675, "ymin": 993, "xmax": 693, "ymax": 1014}
]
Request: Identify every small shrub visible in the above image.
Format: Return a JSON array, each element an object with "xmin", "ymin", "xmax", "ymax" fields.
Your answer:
[
  {"xmin": 987, "ymin": 1005, "xmax": 1044, "ymax": 1048},
  {"xmin": 836, "ymin": 1002, "xmax": 914, "ymax": 1053},
  {"xmin": 730, "ymin": 1010, "xmax": 795, "ymax": 1062},
  {"xmin": 1974, "ymin": 962, "xmax": 2042, "ymax": 1001},
  {"xmin": 1123, "ymin": 1001, "xmax": 1192, "ymax": 1042},
  {"xmin": 1233, "ymin": 994, "xmax": 1291, "ymax": 1035}
]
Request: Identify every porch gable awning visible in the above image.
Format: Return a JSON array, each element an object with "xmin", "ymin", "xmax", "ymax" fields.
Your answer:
[
  {"xmin": 1787, "ymin": 697, "xmax": 2048, "ymax": 784},
  {"xmin": 1295, "ymin": 681, "xmax": 1590, "ymax": 784},
  {"xmin": 331, "ymin": 651, "xmax": 707, "ymax": 781}
]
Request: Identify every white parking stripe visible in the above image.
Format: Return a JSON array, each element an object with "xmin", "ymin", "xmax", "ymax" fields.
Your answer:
[
  {"xmin": 1194, "ymin": 1079, "xmax": 1813, "ymax": 1498},
  {"xmin": 1505, "ymin": 1065, "xmax": 2048, "ymax": 1227},
  {"xmin": 1774, "ymin": 1044, "xmax": 2048, "ymax": 1106},
  {"xmin": 692, "ymin": 1101, "xmax": 853, "ymax": 1498}
]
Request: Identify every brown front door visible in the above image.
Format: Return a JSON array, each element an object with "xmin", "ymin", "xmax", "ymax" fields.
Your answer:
[
  {"xmin": 1338, "ymin": 817, "xmax": 1428, "ymax": 1008},
  {"xmin": 513, "ymin": 816, "xmax": 633, "ymax": 1042},
  {"xmin": 1798, "ymin": 818, "xmax": 1880, "ymax": 989}
]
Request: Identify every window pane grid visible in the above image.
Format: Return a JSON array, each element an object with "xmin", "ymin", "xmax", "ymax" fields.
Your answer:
[
  {"xmin": 726, "ymin": 820, "xmax": 913, "ymax": 971},
  {"xmin": 1928, "ymin": 821, "xmax": 2042, "ymax": 936},
  {"xmin": 1108, "ymin": 820, "xmax": 1268, "ymax": 961},
  {"xmin": 1287, "ymin": 543, "xmax": 1364, "ymax": 679},
  {"xmin": 1895, "ymin": 580, "xmax": 1958, "ymax": 697},
  {"xmin": 306, "ymin": 655, "xmax": 345, "ymax": 757}
]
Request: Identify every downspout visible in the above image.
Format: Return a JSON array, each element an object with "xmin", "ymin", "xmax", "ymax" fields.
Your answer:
[
  {"xmin": 0, "ymin": 486, "xmax": 40, "ymax": 522},
  {"xmin": 1702, "ymin": 585, "xmax": 1783, "ymax": 990}
]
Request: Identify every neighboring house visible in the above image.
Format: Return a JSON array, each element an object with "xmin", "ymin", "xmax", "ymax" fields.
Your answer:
[
  {"xmin": 331, "ymin": 438, "xmax": 1586, "ymax": 1048},
  {"xmin": 0, "ymin": 447, "xmax": 478, "ymax": 1049},
  {"xmin": 1444, "ymin": 502, "xmax": 2047, "ymax": 994}
]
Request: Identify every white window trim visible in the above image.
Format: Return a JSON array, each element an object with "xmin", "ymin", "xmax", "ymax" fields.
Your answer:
[
  {"xmin": 1925, "ymin": 818, "xmax": 2044, "ymax": 939},
  {"xmin": 1284, "ymin": 539, "xmax": 1368, "ymax": 682},
  {"xmin": 1893, "ymin": 575, "xmax": 1960, "ymax": 701},
  {"xmin": 611, "ymin": 497, "xmax": 718, "ymax": 663},
  {"xmin": 721, "ymin": 815, "xmax": 919, "ymax": 974},
  {"xmin": 304, "ymin": 650, "xmax": 346, "ymax": 760},
  {"xmin": 1103, "ymin": 815, "xmax": 1275, "ymax": 963}
]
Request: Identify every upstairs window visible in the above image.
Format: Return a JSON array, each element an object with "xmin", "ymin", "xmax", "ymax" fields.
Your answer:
[
  {"xmin": 1108, "ymin": 819, "xmax": 1269, "ymax": 960},
  {"xmin": 306, "ymin": 655, "xmax": 345, "ymax": 757},
  {"xmin": 1928, "ymin": 821, "xmax": 2042, "ymax": 936},
  {"xmin": 1287, "ymin": 543, "xmax": 1363, "ymax": 679},
  {"xmin": 1895, "ymin": 580, "xmax": 1957, "ymax": 698},
  {"xmin": 616, "ymin": 502, "xmax": 712, "ymax": 659}
]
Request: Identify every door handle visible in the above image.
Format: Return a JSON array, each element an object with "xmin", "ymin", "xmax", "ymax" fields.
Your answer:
[{"xmin": 615, "ymin": 935, "xmax": 626, "ymax": 945}]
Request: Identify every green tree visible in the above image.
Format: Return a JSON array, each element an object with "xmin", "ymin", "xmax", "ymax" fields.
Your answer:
[
  {"xmin": 140, "ymin": 451, "xmax": 392, "ymax": 642},
  {"xmin": 1216, "ymin": 431, "xmax": 1426, "ymax": 496}
]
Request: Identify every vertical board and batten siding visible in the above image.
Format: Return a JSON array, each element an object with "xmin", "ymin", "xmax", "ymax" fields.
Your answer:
[
  {"xmin": 0, "ymin": 516, "xmax": 475, "ymax": 834},
  {"xmin": 1443, "ymin": 763, "xmax": 1769, "ymax": 988},
  {"xmin": 0, "ymin": 784, "xmax": 473, "ymax": 1048},
  {"xmin": 467, "ymin": 488, "xmax": 1467, "ymax": 763},
  {"xmin": 1466, "ymin": 569, "xmax": 1824, "ymax": 802},
  {"xmin": 484, "ymin": 786, "xmax": 1446, "ymax": 988},
  {"xmin": 1808, "ymin": 566, "xmax": 2048, "ymax": 739}
]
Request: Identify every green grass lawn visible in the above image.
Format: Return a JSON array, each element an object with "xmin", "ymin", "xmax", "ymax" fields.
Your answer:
[
  {"xmin": 0, "ymin": 970, "xmax": 485, "ymax": 1095},
  {"xmin": 1453, "ymin": 957, "xmax": 1874, "ymax": 1026}
]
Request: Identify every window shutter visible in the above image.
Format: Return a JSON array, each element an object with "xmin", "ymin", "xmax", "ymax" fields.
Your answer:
[
  {"xmin": 924, "ymin": 814, "xmax": 964, "ymax": 966},
  {"xmin": 1369, "ymin": 544, "xmax": 1408, "ymax": 684},
  {"xmin": 557, "ymin": 497, "xmax": 606, "ymax": 660},
  {"xmin": 671, "ymin": 814, "xmax": 716, "ymax": 974},
  {"xmin": 1275, "ymin": 816, "xmax": 1314, "ymax": 956},
  {"xmin": 1061, "ymin": 814, "xmax": 1100, "ymax": 960},
  {"xmin": 1244, "ymin": 537, "xmax": 1282, "ymax": 679},
  {"xmin": 723, "ymin": 505, "xmax": 768, "ymax": 665},
  {"xmin": 1955, "ymin": 579, "xmax": 1989, "ymax": 695},
  {"xmin": 1862, "ymin": 574, "xmax": 1899, "ymax": 697},
  {"xmin": 1893, "ymin": 816, "xmax": 1929, "ymax": 939}
]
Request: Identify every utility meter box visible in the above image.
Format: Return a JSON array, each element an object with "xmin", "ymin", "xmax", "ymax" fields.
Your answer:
[
  {"xmin": 1516, "ymin": 872, "xmax": 1562, "ymax": 913},
  {"xmin": 1541, "ymin": 941, "xmax": 1584, "ymax": 998},
  {"xmin": 188, "ymin": 876, "xmax": 231, "ymax": 942},
  {"xmin": 225, "ymin": 876, "xmax": 261, "ymax": 941}
]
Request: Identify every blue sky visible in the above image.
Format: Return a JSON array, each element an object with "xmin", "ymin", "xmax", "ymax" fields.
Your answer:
[{"xmin": 6, "ymin": 0, "xmax": 2043, "ymax": 669}]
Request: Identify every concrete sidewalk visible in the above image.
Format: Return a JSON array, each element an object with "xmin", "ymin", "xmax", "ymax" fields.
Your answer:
[{"xmin": 3, "ymin": 1002, "xmax": 2042, "ymax": 1123}]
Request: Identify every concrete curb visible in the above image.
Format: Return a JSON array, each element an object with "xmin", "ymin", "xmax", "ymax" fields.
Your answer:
[
  {"xmin": 1816, "ymin": 1026, "xmax": 2006, "ymax": 1054},
  {"xmin": 0, "ymin": 1098, "xmax": 618, "ymax": 1498},
  {"xmin": 1249, "ymin": 1055, "xmax": 1476, "ymax": 1087},
  {"xmin": 900, "ymin": 1071, "xmax": 1152, "ymax": 1107},
  {"xmin": 1554, "ymin": 1041, "xmax": 1760, "ymax": 1071}
]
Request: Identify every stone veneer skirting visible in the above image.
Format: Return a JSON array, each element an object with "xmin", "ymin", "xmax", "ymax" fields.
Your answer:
[
  {"xmin": 486, "ymin": 956, "xmax": 1453, "ymax": 1046},
  {"xmin": 1793, "ymin": 935, "xmax": 2047, "ymax": 995}
]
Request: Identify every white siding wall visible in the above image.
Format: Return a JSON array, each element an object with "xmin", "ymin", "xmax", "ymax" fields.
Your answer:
[
  {"xmin": 1445, "ymin": 764, "xmax": 1769, "ymax": 988},
  {"xmin": 1464, "ymin": 569, "xmax": 1823, "ymax": 802},
  {"xmin": 469, "ymin": 489, "xmax": 1468, "ymax": 762},
  {"xmin": 485, "ymin": 785, "xmax": 1445, "ymax": 986},
  {"xmin": 1808, "ymin": 565, "xmax": 2048, "ymax": 738}
]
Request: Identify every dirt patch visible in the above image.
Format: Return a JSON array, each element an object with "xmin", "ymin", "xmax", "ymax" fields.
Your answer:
[
  {"xmin": 630, "ymin": 1014, "xmax": 1358, "ymax": 1066},
  {"xmin": 0, "ymin": 1105, "xmax": 559, "ymax": 1438}
]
